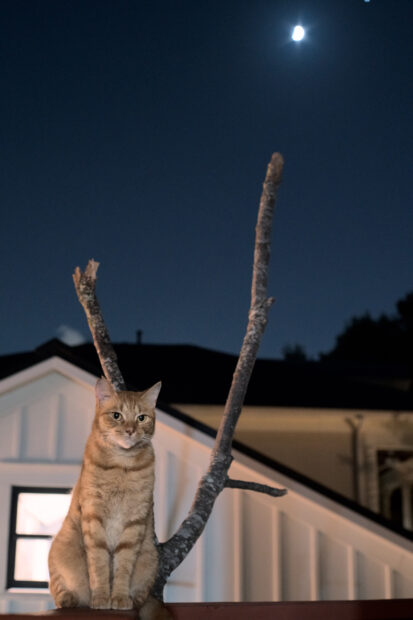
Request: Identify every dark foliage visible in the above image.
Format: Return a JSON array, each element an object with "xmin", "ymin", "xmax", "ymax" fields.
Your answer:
[
  {"xmin": 322, "ymin": 292, "xmax": 413, "ymax": 363},
  {"xmin": 282, "ymin": 344, "xmax": 307, "ymax": 361}
]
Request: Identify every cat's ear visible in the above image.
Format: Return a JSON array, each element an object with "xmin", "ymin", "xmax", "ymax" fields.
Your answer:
[
  {"xmin": 95, "ymin": 377, "xmax": 115, "ymax": 404},
  {"xmin": 140, "ymin": 381, "xmax": 162, "ymax": 410}
]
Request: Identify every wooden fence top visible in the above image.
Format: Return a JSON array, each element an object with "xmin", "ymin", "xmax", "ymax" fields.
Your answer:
[{"xmin": 1, "ymin": 599, "xmax": 413, "ymax": 620}]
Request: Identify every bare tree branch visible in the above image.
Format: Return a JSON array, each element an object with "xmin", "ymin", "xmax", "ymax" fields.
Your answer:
[
  {"xmin": 73, "ymin": 259, "xmax": 126, "ymax": 391},
  {"xmin": 153, "ymin": 152, "xmax": 285, "ymax": 595},
  {"xmin": 213, "ymin": 152, "xmax": 283, "ymax": 458},
  {"xmin": 225, "ymin": 478, "xmax": 287, "ymax": 497}
]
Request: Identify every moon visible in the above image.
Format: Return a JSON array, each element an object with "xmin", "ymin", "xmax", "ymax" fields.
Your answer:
[{"xmin": 292, "ymin": 25, "xmax": 305, "ymax": 42}]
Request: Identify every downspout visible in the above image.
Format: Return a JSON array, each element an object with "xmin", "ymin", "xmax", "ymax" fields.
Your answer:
[{"xmin": 345, "ymin": 414, "xmax": 364, "ymax": 504}]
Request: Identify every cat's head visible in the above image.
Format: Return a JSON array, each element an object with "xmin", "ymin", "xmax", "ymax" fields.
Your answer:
[{"xmin": 94, "ymin": 377, "xmax": 161, "ymax": 450}]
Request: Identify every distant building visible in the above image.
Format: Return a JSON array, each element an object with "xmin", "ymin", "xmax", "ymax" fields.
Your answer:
[{"xmin": 0, "ymin": 340, "xmax": 412, "ymax": 612}]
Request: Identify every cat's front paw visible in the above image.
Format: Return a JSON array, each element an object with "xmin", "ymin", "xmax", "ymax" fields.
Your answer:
[
  {"xmin": 111, "ymin": 594, "xmax": 133, "ymax": 610},
  {"xmin": 91, "ymin": 592, "xmax": 111, "ymax": 609},
  {"xmin": 55, "ymin": 591, "xmax": 79, "ymax": 608}
]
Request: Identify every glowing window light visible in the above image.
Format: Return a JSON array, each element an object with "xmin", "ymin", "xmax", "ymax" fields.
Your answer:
[
  {"xmin": 16, "ymin": 492, "xmax": 71, "ymax": 535},
  {"xmin": 8, "ymin": 488, "xmax": 71, "ymax": 587},
  {"xmin": 15, "ymin": 539, "xmax": 52, "ymax": 582}
]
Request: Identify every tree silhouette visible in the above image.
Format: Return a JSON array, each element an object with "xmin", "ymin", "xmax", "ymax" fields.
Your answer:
[
  {"xmin": 282, "ymin": 343, "xmax": 307, "ymax": 361},
  {"xmin": 322, "ymin": 292, "xmax": 413, "ymax": 363}
]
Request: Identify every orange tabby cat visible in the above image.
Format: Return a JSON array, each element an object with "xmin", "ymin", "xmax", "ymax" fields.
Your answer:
[{"xmin": 48, "ymin": 377, "xmax": 170, "ymax": 619}]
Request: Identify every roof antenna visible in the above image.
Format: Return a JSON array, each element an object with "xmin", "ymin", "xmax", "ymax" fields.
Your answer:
[{"xmin": 136, "ymin": 329, "xmax": 143, "ymax": 345}]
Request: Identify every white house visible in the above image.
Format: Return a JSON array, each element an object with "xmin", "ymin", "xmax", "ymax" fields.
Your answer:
[{"xmin": 0, "ymin": 344, "xmax": 413, "ymax": 613}]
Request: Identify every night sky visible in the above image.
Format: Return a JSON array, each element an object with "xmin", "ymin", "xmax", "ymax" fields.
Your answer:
[{"xmin": 1, "ymin": 0, "xmax": 412, "ymax": 360}]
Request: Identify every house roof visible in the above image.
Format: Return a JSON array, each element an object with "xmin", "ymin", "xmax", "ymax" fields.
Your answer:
[
  {"xmin": 1, "ymin": 339, "xmax": 413, "ymax": 542},
  {"xmin": 0, "ymin": 339, "xmax": 412, "ymax": 411}
]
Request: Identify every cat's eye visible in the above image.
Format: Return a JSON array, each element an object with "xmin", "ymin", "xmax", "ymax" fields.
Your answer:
[
  {"xmin": 112, "ymin": 412, "xmax": 121, "ymax": 420},
  {"xmin": 137, "ymin": 414, "xmax": 146, "ymax": 422}
]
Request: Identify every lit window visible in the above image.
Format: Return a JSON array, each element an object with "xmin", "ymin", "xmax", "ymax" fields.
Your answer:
[
  {"xmin": 7, "ymin": 487, "xmax": 71, "ymax": 588},
  {"xmin": 378, "ymin": 450, "xmax": 413, "ymax": 531}
]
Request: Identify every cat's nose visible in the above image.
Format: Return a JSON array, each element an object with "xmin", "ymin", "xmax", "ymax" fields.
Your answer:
[{"xmin": 125, "ymin": 427, "xmax": 134, "ymax": 435}]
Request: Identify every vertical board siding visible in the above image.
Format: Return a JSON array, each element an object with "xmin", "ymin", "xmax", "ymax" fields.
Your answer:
[
  {"xmin": 271, "ymin": 509, "xmax": 282, "ymax": 601},
  {"xmin": 356, "ymin": 552, "xmax": 386, "ymax": 599},
  {"xmin": 318, "ymin": 533, "xmax": 349, "ymax": 601},
  {"xmin": 393, "ymin": 571, "xmax": 413, "ymax": 598},
  {"xmin": 308, "ymin": 527, "xmax": 319, "ymax": 601},
  {"xmin": 164, "ymin": 450, "xmax": 194, "ymax": 537},
  {"xmin": 346, "ymin": 546, "xmax": 356, "ymax": 600},
  {"xmin": 232, "ymin": 490, "xmax": 243, "ymax": 602},
  {"xmin": 18, "ymin": 406, "xmax": 28, "ymax": 460},
  {"xmin": 46, "ymin": 396, "xmax": 60, "ymax": 461},
  {"xmin": 384, "ymin": 565, "xmax": 393, "ymax": 599},
  {"xmin": 202, "ymin": 490, "xmax": 239, "ymax": 601},
  {"xmin": 0, "ymin": 408, "xmax": 21, "ymax": 460},
  {"xmin": 242, "ymin": 493, "xmax": 276, "ymax": 601},
  {"xmin": 56, "ymin": 394, "xmax": 94, "ymax": 462},
  {"xmin": 55, "ymin": 394, "xmax": 66, "ymax": 462},
  {"xmin": 154, "ymin": 446, "xmax": 168, "ymax": 542},
  {"xmin": 21, "ymin": 397, "xmax": 56, "ymax": 461},
  {"xmin": 280, "ymin": 513, "xmax": 312, "ymax": 601}
]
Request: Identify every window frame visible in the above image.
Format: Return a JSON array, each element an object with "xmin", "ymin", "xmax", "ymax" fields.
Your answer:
[{"xmin": 7, "ymin": 485, "xmax": 71, "ymax": 589}]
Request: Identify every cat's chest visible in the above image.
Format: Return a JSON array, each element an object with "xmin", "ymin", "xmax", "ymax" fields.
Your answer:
[
  {"xmin": 103, "ymin": 477, "xmax": 143, "ymax": 549},
  {"xmin": 105, "ymin": 499, "xmax": 126, "ymax": 551}
]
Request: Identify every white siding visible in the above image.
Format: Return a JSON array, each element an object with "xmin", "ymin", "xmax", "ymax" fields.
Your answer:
[
  {"xmin": 0, "ymin": 357, "xmax": 413, "ymax": 612},
  {"xmin": 0, "ymin": 367, "xmax": 95, "ymax": 464}
]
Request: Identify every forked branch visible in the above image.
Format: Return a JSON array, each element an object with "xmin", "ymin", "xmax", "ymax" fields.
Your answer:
[
  {"xmin": 73, "ymin": 152, "xmax": 286, "ymax": 597},
  {"xmin": 73, "ymin": 260, "xmax": 125, "ymax": 391}
]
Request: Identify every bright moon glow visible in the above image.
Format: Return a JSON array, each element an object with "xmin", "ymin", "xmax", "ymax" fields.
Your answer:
[{"xmin": 292, "ymin": 25, "xmax": 305, "ymax": 42}]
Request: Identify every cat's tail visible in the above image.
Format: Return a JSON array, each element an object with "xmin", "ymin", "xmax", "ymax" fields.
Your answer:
[{"xmin": 139, "ymin": 595, "xmax": 173, "ymax": 620}]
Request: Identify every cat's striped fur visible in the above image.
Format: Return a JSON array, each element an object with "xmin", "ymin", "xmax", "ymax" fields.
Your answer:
[{"xmin": 48, "ymin": 377, "xmax": 170, "ymax": 619}]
